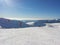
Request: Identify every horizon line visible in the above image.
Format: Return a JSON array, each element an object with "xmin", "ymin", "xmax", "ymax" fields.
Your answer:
[{"xmin": 0, "ymin": 17, "xmax": 59, "ymax": 20}]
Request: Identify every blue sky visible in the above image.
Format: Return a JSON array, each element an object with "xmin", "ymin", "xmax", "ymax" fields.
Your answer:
[{"xmin": 0, "ymin": 0, "xmax": 60, "ymax": 18}]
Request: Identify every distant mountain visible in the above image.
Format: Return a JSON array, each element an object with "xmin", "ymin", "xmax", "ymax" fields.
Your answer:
[
  {"xmin": 0, "ymin": 18, "xmax": 60, "ymax": 28},
  {"xmin": 0, "ymin": 18, "xmax": 28, "ymax": 28}
]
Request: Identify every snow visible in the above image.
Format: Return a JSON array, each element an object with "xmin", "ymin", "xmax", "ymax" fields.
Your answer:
[
  {"xmin": 26, "ymin": 22, "xmax": 35, "ymax": 25},
  {"xmin": 46, "ymin": 23, "xmax": 60, "ymax": 28},
  {"xmin": 0, "ymin": 23, "xmax": 60, "ymax": 45},
  {"xmin": 0, "ymin": 18, "xmax": 60, "ymax": 28}
]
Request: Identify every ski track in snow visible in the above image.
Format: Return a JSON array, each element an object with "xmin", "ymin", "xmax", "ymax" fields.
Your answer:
[{"xmin": 0, "ymin": 23, "xmax": 60, "ymax": 45}]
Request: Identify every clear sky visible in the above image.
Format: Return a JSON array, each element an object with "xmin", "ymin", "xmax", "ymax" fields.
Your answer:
[{"xmin": 0, "ymin": 0, "xmax": 60, "ymax": 19}]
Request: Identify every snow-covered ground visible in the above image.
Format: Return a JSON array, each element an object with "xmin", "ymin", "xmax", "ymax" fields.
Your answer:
[{"xmin": 0, "ymin": 23, "xmax": 60, "ymax": 45}]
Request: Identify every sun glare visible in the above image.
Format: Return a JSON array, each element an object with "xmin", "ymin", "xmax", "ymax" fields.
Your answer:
[{"xmin": 0, "ymin": 0, "xmax": 12, "ymax": 7}]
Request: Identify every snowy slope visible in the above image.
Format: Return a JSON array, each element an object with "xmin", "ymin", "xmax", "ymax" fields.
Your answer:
[
  {"xmin": 0, "ymin": 23, "xmax": 60, "ymax": 45},
  {"xmin": 0, "ymin": 18, "xmax": 28, "ymax": 28},
  {"xmin": 0, "ymin": 18, "xmax": 60, "ymax": 28}
]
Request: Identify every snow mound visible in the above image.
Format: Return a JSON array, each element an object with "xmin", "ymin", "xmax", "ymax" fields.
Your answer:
[{"xmin": 46, "ymin": 23, "xmax": 60, "ymax": 28}]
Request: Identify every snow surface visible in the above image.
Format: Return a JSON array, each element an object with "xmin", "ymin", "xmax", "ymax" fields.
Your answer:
[
  {"xmin": 26, "ymin": 22, "xmax": 35, "ymax": 25},
  {"xmin": 0, "ymin": 23, "xmax": 60, "ymax": 45}
]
